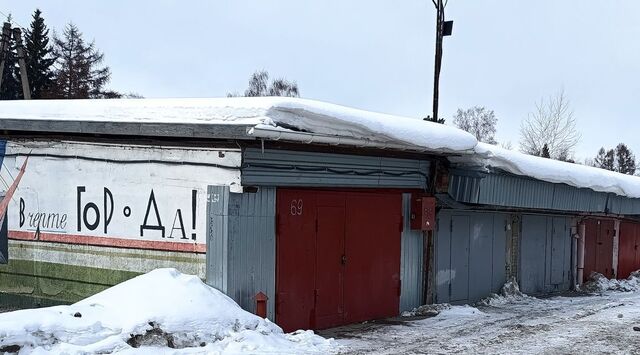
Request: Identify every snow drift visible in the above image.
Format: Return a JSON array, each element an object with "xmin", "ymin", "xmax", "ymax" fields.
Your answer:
[
  {"xmin": 581, "ymin": 271, "xmax": 640, "ymax": 293},
  {"xmin": 0, "ymin": 268, "xmax": 332, "ymax": 354}
]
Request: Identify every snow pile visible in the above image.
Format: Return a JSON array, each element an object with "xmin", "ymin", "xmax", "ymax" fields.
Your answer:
[
  {"xmin": 402, "ymin": 303, "xmax": 452, "ymax": 317},
  {"xmin": 477, "ymin": 278, "xmax": 535, "ymax": 306},
  {"xmin": 0, "ymin": 268, "xmax": 332, "ymax": 354},
  {"xmin": 468, "ymin": 142, "xmax": 640, "ymax": 198},
  {"xmin": 581, "ymin": 271, "xmax": 640, "ymax": 293},
  {"xmin": 0, "ymin": 97, "xmax": 478, "ymax": 153}
]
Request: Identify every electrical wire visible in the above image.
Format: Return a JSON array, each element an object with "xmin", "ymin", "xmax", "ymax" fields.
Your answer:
[{"xmin": 0, "ymin": 9, "xmax": 29, "ymax": 33}]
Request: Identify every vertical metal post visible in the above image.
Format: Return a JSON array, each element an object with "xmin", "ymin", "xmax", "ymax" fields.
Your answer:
[
  {"xmin": 13, "ymin": 27, "xmax": 31, "ymax": 100},
  {"xmin": 612, "ymin": 219, "xmax": 620, "ymax": 279},
  {"xmin": 0, "ymin": 22, "xmax": 12, "ymax": 91},
  {"xmin": 577, "ymin": 222, "xmax": 586, "ymax": 285},
  {"xmin": 432, "ymin": 0, "xmax": 444, "ymax": 123}
]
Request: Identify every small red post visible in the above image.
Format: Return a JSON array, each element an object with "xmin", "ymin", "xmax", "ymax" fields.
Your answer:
[{"xmin": 255, "ymin": 292, "xmax": 268, "ymax": 318}]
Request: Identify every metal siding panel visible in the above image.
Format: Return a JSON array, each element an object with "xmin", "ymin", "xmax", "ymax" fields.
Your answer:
[
  {"xmin": 400, "ymin": 193, "xmax": 424, "ymax": 312},
  {"xmin": 492, "ymin": 214, "xmax": 507, "ymax": 293},
  {"xmin": 242, "ymin": 148, "xmax": 429, "ymax": 188},
  {"xmin": 205, "ymin": 185, "xmax": 230, "ymax": 292},
  {"xmin": 435, "ymin": 212, "xmax": 452, "ymax": 303},
  {"xmin": 450, "ymin": 170, "xmax": 624, "ymax": 213},
  {"xmin": 550, "ymin": 217, "xmax": 566, "ymax": 285},
  {"xmin": 450, "ymin": 215, "xmax": 470, "ymax": 302},
  {"xmin": 468, "ymin": 213, "xmax": 494, "ymax": 302},
  {"xmin": 520, "ymin": 214, "xmax": 547, "ymax": 294},
  {"xmin": 226, "ymin": 188, "xmax": 276, "ymax": 320}
]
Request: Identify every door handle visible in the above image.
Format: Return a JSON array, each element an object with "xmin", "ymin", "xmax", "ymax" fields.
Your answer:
[{"xmin": 341, "ymin": 255, "xmax": 347, "ymax": 265}]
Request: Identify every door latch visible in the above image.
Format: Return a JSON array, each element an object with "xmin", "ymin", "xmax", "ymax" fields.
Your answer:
[{"xmin": 341, "ymin": 255, "xmax": 347, "ymax": 265}]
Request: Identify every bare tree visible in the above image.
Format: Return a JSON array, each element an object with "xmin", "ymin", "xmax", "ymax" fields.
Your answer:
[
  {"xmin": 228, "ymin": 70, "xmax": 299, "ymax": 98},
  {"xmin": 519, "ymin": 90, "xmax": 581, "ymax": 160},
  {"xmin": 453, "ymin": 106, "xmax": 498, "ymax": 144}
]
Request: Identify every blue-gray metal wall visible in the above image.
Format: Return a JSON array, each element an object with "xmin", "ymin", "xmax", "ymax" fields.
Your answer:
[
  {"xmin": 242, "ymin": 148, "xmax": 430, "ymax": 188},
  {"xmin": 435, "ymin": 210, "xmax": 507, "ymax": 304},
  {"xmin": 519, "ymin": 214, "xmax": 572, "ymax": 294},
  {"xmin": 206, "ymin": 186, "xmax": 276, "ymax": 320},
  {"xmin": 400, "ymin": 193, "xmax": 424, "ymax": 312}
]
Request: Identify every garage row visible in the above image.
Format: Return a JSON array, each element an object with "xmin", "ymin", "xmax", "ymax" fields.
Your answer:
[{"xmin": 206, "ymin": 149, "xmax": 640, "ymax": 331}]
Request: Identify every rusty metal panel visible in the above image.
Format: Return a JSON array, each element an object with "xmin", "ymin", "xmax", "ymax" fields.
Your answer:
[
  {"xmin": 400, "ymin": 193, "xmax": 424, "ymax": 312},
  {"xmin": 618, "ymin": 222, "xmax": 640, "ymax": 279},
  {"xmin": 226, "ymin": 187, "xmax": 276, "ymax": 321},
  {"xmin": 242, "ymin": 148, "xmax": 429, "ymax": 188}
]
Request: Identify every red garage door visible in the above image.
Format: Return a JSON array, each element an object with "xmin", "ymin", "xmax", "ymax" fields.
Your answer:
[
  {"xmin": 584, "ymin": 219, "xmax": 615, "ymax": 281},
  {"xmin": 276, "ymin": 189, "xmax": 402, "ymax": 331},
  {"xmin": 619, "ymin": 222, "xmax": 640, "ymax": 279}
]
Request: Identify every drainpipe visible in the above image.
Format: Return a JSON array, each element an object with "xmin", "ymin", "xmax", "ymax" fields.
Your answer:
[
  {"xmin": 577, "ymin": 222, "xmax": 586, "ymax": 286},
  {"xmin": 613, "ymin": 220, "xmax": 620, "ymax": 279}
]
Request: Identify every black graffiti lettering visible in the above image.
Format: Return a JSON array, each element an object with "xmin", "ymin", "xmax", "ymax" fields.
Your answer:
[
  {"xmin": 77, "ymin": 186, "xmax": 86, "ymax": 232},
  {"xmin": 83, "ymin": 202, "xmax": 100, "ymax": 231},
  {"xmin": 104, "ymin": 187, "xmax": 114, "ymax": 233},
  {"xmin": 19, "ymin": 198, "xmax": 25, "ymax": 227},
  {"xmin": 169, "ymin": 209, "xmax": 186, "ymax": 239},
  {"xmin": 140, "ymin": 189, "xmax": 165, "ymax": 237}
]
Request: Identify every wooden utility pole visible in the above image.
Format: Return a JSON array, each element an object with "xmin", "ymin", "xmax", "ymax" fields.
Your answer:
[
  {"xmin": 0, "ymin": 22, "xmax": 12, "ymax": 91},
  {"xmin": 13, "ymin": 27, "xmax": 31, "ymax": 99}
]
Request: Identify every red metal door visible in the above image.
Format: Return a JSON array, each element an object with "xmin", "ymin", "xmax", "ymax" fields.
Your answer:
[
  {"xmin": 344, "ymin": 192, "xmax": 402, "ymax": 324},
  {"xmin": 276, "ymin": 189, "xmax": 317, "ymax": 332},
  {"xmin": 584, "ymin": 219, "xmax": 615, "ymax": 282},
  {"xmin": 618, "ymin": 222, "xmax": 640, "ymax": 279},
  {"xmin": 315, "ymin": 193, "xmax": 346, "ymax": 329},
  {"xmin": 583, "ymin": 219, "xmax": 598, "ymax": 282},
  {"xmin": 597, "ymin": 220, "xmax": 615, "ymax": 278},
  {"xmin": 276, "ymin": 189, "xmax": 402, "ymax": 331}
]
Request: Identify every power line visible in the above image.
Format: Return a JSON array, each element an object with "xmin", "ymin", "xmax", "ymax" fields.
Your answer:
[{"xmin": 0, "ymin": 9, "xmax": 28, "ymax": 32}]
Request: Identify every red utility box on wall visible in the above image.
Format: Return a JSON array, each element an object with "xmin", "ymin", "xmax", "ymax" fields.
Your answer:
[{"xmin": 410, "ymin": 194, "xmax": 436, "ymax": 231}]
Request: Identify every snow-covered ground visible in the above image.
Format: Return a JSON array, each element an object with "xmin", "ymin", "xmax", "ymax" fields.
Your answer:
[
  {"xmin": 327, "ymin": 273, "xmax": 640, "ymax": 354},
  {"xmin": 0, "ymin": 268, "xmax": 333, "ymax": 354},
  {"xmin": 3, "ymin": 270, "xmax": 640, "ymax": 354}
]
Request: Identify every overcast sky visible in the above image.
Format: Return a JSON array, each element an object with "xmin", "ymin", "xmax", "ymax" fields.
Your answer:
[{"xmin": 3, "ymin": 1, "xmax": 639, "ymax": 160}]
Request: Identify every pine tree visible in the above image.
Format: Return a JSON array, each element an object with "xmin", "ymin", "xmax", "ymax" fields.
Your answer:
[
  {"xmin": 0, "ymin": 15, "xmax": 22, "ymax": 100},
  {"xmin": 25, "ymin": 9, "xmax": 56, "ymax": 99},
  {"xmin": 541, "ymin": 144, "xmax": 551, "ymax": 158},
  {"xmin": 594, "ymin": 147, "xmax": 616, "ymax": 171},
  {"xmin": 615, "ymin": 143, "xmax": 636, "ymax": 175},
  {"xmin": 52, "ymin": 23, "xmax": 110, "ymax": 99}
]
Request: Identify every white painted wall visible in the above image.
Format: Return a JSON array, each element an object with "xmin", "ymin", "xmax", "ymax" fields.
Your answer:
[{"xmin": 1, "ymin": 140, "xmax": 241, "ymax": 247}]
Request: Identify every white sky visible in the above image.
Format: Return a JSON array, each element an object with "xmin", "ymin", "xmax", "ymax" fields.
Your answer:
[{"xmin": 3, "ymin": 1, "xmax": 639, "ymax": 161}]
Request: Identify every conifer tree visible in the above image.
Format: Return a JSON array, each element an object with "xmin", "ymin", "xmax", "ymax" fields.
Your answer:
[
  {"xmin": 25, "ymin": 9, "xmax": 56, "ymax": 99},
  {"xmin": 615, "ymin": 143, "xmax": 636, "ymax": 175},
  {"xmin": 52, "ymin": 23, "xmax": 110, "ymax": 98},
  {"xmin": 0, "ymin": 15, "xmax": 22, "ymax": 100},
  {"xmin": 541, "ymin": 144, "xmax": 551, "ymax": 158}
]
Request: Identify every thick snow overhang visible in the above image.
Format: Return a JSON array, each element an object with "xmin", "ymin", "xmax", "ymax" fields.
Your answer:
[
  {"xmin": 0, "ymin": 97, "xmax": 477, "ymax": 155},
  {"xmin": 448, "ymin": 143, "xmax": 640, "ymax": 215}
]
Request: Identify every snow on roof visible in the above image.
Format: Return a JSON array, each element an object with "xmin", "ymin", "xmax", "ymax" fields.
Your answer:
[
  {"xmin": 2, "ymin": 98, "xmax": 640, "ymax": 199},
  {"xmin": 469, "ymin": 143, "xmax": 640, "ymax": 199},
  {"xmin": 0, "ymin": 268, "xmax": 332, "ymax": 353},
  {"xmin": 0, "ymin": 97, "xmax": 478, "ymax": 153}
]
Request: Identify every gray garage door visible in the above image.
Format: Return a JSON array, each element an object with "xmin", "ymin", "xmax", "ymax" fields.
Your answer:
[
  {"xmin": 519, "ymin": 215, "xmax": 572, "ymax": 294},
  {"xmin": 435, "ymin": 210, "xmax": 507, "ymax": 304}
]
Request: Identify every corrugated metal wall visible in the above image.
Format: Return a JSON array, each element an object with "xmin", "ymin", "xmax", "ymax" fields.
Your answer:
[
  {"xmin": 448, "ymin": 170, "xmax": 612, "ymax": 213},
  {"xmin": 206, "ymin": 186, "xmax": 276, "ymax": 320},
  {"xmin": 400, "ymin": 193, "xmax": 424, "ymax": 312},
  {"xmin": 226, "ymin": 188, "xmax": 276, "ymax": 320},
  {"xmin": 519, "ymin": 215, "xmax": 572, "ymax": 294},
  {"xmin": 206, "ymin": 185, "xmax": 230, "ymax": 292},
  {"xmin": 242, "ymin": 148, "xmax": 430, "ymax": 188},
  {"xmin": 435, "ymin": 210, "xmax": 507, "ymax": 304}
]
